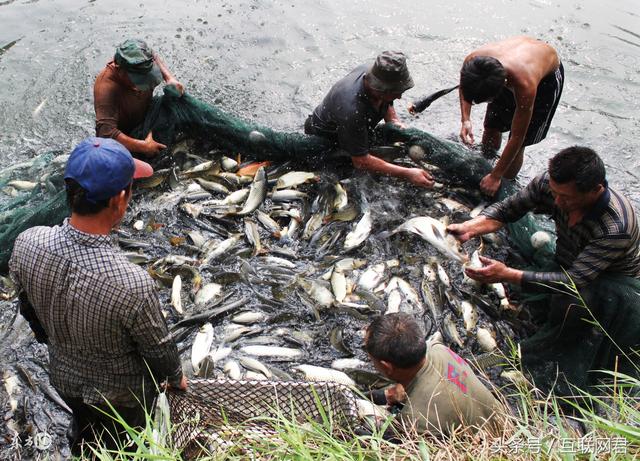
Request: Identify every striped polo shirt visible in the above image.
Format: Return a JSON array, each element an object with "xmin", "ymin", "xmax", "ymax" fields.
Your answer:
[{"xmin": 481, "ymin": 173, "xmax": 640, "ymax": 290}]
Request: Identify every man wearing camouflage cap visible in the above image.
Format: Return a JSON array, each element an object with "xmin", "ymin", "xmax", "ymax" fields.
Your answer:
[
  {"xmin": 305, "ymin": 51, "xmax": 434, "ymax": 188},
  {"xmin": 94, "ymin": 38, "xmax": 185, "ymax": 157}
]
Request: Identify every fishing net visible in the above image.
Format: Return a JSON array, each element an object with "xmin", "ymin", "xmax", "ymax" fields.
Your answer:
[
  {"xmin": 162, "ymin": 378, "xmax": 359, "ymax": 458},
  {"xmin": 0, "ymin": 85, "xmax": 546, "ymax": 270},
  {"xmin": 518, "ymin": 273, "xmax": 640, "ymax": 396},
  {"xmin": 0, "ymin": 151, "xmax": 69, "ymax": 271}
]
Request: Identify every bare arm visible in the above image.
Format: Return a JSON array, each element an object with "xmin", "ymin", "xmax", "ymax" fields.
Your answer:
[
  {"xmin": 459, "ymin": 87, "xmax": 474, "ymax": 145},
  {"xmin": 491, "ymin": 86, "xmax": 535, "ymax": 177},
  {"xmin": 115, "ymin": 131, "xmax": 166, "ymax": 157},
  {"xmin": 154, "ymin": 53, "xmax": 184, "ymax": 95},
  {"xmin": 447, "ymin": 216, "xmax": 505, "ymax": 243},
  {"xmin": 352, "ymin": 154, "xmax": 434, "ymax": 188}
]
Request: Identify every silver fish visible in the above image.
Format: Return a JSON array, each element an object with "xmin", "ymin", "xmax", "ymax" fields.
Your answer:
[
  {"xmin": 462, "ymin": 301, "xmax": 478, "ymax": 333},
  {"xmin": 194, "ymin": 283, "xmax": 223, "ymax": 307},
  {"xmin": 331, "ymin": 268, "xmax": 347, "ymax": 303},
  {"xmin": 331, "ymin": 358, "xmax": 367, "ymax": 371},
  {"xmin": 232, "ymin": 311, "xmax": 268, "ymax": 324},
  {"xmin": 381, "ymin": 216, "xmax": 467, "ymax": 264},
  {"xmin": 333, "ymin": 182, "xmax": 348, "ymax": 211},
  {"xmin": 443, "ymin": 312, "xmax": 464, "ymax": 348},
  {"xmin": 274, "ymin": 171, "xmax": 317, "ymax": 190},
  {"xmin": 344, "ymin": 209, "xmax": 372, "ymax": 251},
  {"xmin": 476, "ymin": 327, "xmax": 497, "ymax": 352},
  {"xmin": 244, "ymin": 218, "xmax": 262, "ymax": 256},
  {"xmin": 201, "ymin": 234, "xmax": 242, "ymax": 265},
  {"xmin": 240, "ymin": 345, "xmax": 303, "ymax": 359},
  {"xmin": 223, "ymin": 360, "xmax": 242, "ymax": 380},
  {"xmin": 191, "ymin": 323, "xmax": 214, "ymax": 372},
  {"xmin": 195, "ymin": 178, "xmax": 230, "ymax": 195},
  {"xmin": 235, "ymin": 166, "xmax": 267, "ymax": 216},
  {"xmin": 271, "ymin": 189, "xmax": 308, "ymax": 202},
  {"xmin": 239, "ymin": 357, "xmax": 272, "ymax": 379},
  {"xmin": 256, "ymin": 210, "xmax": 282, "ymax": 237},
  {"xmin": 171, "ymin": 275, "xmax": 183, "ymax": 314},
  {"xmin": 7, "ymin": 180, "xmax": 37, "ymax": 191},
  {"xmin": 293, "ymin": 365, "xmax": 355, "ymax": 386},
  {"xmin": 221, "ymin": 156, "xmax": 239, "ymax": 172},
  {"xmin": 298, "ymin": 278, "xmax": 334, "ymax": 307}
]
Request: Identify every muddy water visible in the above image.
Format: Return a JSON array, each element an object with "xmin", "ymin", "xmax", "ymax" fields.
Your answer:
[{"xmin": 1, "ymin": 0, "xmax": 639, "ymax": 457}]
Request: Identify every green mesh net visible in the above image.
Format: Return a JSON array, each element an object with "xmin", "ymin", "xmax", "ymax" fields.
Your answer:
[{"xmin": 0, "ymin": 151, "xmax": 70, "ymax": 271}]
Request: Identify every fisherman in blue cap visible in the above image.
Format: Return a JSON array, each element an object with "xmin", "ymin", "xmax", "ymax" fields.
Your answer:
[
  {"xmin": 9, "ymin": 138, "xmax": 186, "ymax": 455},
  {"xmin": 94, "ymin": 38, "xmax": 184, "ymax": 157}
]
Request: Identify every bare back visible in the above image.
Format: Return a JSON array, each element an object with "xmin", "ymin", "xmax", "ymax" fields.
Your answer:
[{"xmin": 467, "ymin": 36, "xmax": 559, "ymax": 95}]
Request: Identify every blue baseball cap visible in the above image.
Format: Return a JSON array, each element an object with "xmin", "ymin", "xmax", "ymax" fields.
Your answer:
[{"xmin": 64, "ymin": 137, "xmax": 153, "ymax": 203}]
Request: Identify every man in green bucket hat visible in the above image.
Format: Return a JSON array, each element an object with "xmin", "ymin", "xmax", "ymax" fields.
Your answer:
[{"xmin": 94, "ymin": 38, "xmax": 184, "ymax": 157}]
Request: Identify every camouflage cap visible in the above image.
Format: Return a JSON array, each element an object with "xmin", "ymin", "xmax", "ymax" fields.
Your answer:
[{"xmin": 114, "ymin": 38, "xmax": 163, "ymax": 91}]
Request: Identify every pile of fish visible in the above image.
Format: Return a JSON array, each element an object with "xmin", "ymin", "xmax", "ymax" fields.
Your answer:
[
  {"xmin": 0, "ymin": 138, "xmax": 532, "ymax": 454},
  {"xmin": 126, "ymin": 140, "xmax": 525, "ymax": 385}
]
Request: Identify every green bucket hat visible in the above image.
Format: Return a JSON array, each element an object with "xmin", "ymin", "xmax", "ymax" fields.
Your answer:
[
  {"xmin": 114, "ymin": 39, "xmax": 163, "ymax": 91},
  {"xmin": 367, "ymin": 51, "xmax": 414, "ymax": 94}
]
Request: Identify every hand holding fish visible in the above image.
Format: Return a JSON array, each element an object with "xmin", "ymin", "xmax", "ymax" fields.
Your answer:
[
  {"xmin": 480, "ymin": 172, "xmax": 501, "ymax": 197},
  {"xmin": 447, "ymin": 216, "xmax": 504, "ymax": 243},
  {"xmin": 406, "ymin": 168, "xmax": 434, "ymax": 188},
  {"xmin": 465, "ymin": 256, "xmax": 522, "ymax": 284}
]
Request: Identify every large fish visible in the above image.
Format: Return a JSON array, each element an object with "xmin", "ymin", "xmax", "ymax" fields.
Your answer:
[
  {"xmin": 234, "ymin": 166, "xmax": 267, "ymax": 216},
  {"xmin": 344, "ymin": 209, "xmax": 372, "ymax": 251},
  {"xmin": 274, "ymin": 171, "xmax": 317, "ymax": 190},
  {"xmin": 191, "ymin": 323, "xmax": 214, "ymax": 372},
  {"xmin": 240, "ymin": 345, "xmax": 303, "ymax": 359},
  {"xmin": 380, "ymin": 216, "xmax": 467, "ymax": 264},
  {"xmin": 293, "ymin": 364, "xmax": 355, "ymax": 386}
]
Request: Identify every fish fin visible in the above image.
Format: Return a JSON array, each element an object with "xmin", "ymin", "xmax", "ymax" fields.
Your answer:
[{"xmin": 431, "ymin": 224, "xmax": 444, "ymax": 240}]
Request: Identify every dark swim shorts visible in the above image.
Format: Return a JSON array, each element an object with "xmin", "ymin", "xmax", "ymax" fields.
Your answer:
[{"xmin": 484, "ymin": 62, "xmax": 564, "ymax": 146}]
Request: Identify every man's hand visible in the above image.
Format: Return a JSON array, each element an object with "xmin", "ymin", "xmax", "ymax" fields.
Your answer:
[
  {"xmin": 465, "ymin": 256, "xmax": 510, "ymax": 283},
  {"xmin": 384, "ymin": 383, "xmax": 407, "ymax": 405},
  {"xmin": 460, "ymin": 120, "xmax": 474, "ymax": 145},
  {"xmin": 165, "ymin": 78, "xmax": 185, "ymax": 96},
  {"xmin": 405, "ymin": 168, "xmax": 434, "ymax": 188},
  {"xmin": 141, "ymin": 131, "xmax": 167, "ymax": 157},
  {"xmin": 168, "ymin": 375, "xmax": 188, "ymax": 391},
  {"xmin": 480, "ymin": 172, "xmax": 502, "ymax": 197},
  {"xmin": 407, "ymin": 103, "xmax": 416, "ymax": 115},
  {"xmin": 447, "ymin": 221, "xmax": 475, "ymax": 243}
]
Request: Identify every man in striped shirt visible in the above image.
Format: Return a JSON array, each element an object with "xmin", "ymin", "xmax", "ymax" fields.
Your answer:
[{"xmin": 448, "ymin": 146, "xmax": 640, "ymax": 291}]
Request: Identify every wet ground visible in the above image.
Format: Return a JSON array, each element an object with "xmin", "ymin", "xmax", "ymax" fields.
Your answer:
[{"xmin": 1, "ymin": 0, "xmax": 640, "ymax": 458}]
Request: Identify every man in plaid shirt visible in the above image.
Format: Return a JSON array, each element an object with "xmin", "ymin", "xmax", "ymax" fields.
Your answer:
[{"xmin": 9, "ymin": 137, "xmax": 186, "ymax": 455}]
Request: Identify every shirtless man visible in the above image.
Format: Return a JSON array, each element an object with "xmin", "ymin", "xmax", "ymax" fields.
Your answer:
[{"xmin": 459, "ymin": 36, "xmax": 563, "ymax": 196}]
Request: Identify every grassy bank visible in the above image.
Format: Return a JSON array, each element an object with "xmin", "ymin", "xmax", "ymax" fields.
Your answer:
[{"xmin": 78, "ymin": 365, "xmax": 638, "ymax": 461}]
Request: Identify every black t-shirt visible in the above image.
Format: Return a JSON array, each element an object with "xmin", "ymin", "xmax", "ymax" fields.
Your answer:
[{"xmin": 309, "ymin": 64, "xmax": 390, "ymax": 156}]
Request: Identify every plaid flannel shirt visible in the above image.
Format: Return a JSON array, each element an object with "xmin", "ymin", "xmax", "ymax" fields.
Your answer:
[{"xmin": 9, "ymin": 219, "xmax": 182, "ymax": 406}]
